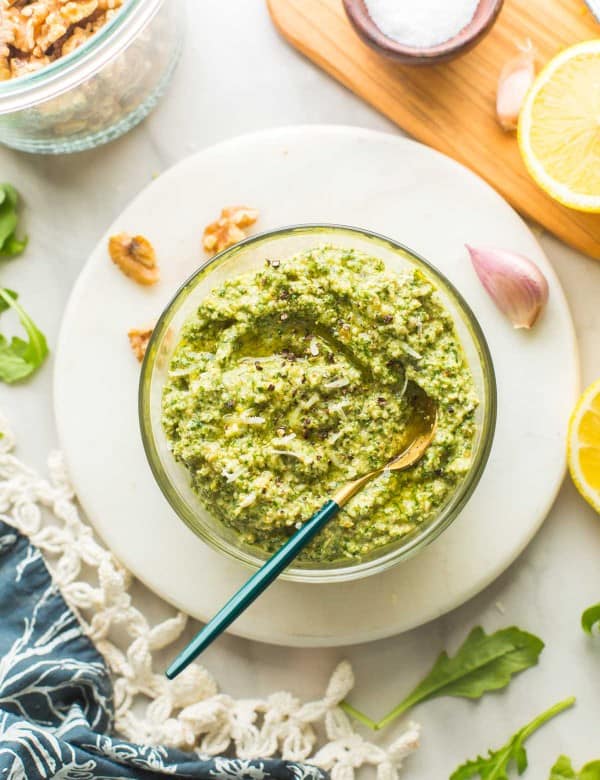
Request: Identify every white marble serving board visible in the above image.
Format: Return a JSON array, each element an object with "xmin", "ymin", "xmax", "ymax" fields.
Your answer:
[{"xmin": 54, "ymin": 126, "xmax": 579, "ymax": 647}]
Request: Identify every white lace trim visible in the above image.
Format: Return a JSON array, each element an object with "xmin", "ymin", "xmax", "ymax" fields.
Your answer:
[{"xmin": 0, "ymin": 412, "xmax": 420, "ymax": 780}]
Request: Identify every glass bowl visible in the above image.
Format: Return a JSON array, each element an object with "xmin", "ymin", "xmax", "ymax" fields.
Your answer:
[
  {"xmin": 140, "ymin": 225, "xmax": 497, "ymax": 583},
  {"xmin": 0, "ymin": 0, "xmax": 184, "ymax": 154}
]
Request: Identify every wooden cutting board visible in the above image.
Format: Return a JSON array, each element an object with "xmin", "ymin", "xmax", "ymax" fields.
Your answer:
[{"xmin": 267, "ymin": 0, "xmax": 600, "ymax": 259}]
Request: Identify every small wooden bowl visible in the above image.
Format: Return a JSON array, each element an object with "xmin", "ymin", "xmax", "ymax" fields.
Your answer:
[{"xmin": 343, "ymin": 0, "xmax": 504, "ymax": 65}]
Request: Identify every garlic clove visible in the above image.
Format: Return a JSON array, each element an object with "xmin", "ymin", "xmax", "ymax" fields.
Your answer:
[
  {"xmin": 466, "ymin": 245, "xmax": 549, "ymax": 329},
  {"xmin": 496, "ymin": 40, "xmax": 536, "ymax": 131}
]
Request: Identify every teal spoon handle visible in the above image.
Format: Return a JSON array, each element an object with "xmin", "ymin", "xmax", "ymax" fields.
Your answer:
[{"xmin": 166, "ymin": 499, "xmax": 341, "ymax": 679}]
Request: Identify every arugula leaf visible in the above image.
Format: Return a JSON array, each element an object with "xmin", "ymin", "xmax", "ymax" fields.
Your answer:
[
  {"xmin": 0, "ymin": 208, "xmax": 17, "ymax": 247},
  {"xmin": 550, "ymin": 757, "xmax": 600, "ymax": 780},
  {"xmin": 0, "ymin": 287, "xmax": 14, "ymax": 311},
  {"xmin": 582, "ymin": 604, "xmax": 600, "ymax": 635},
  {"xmin": 0, "ymin": 183, "xmax": 18, "ymax": 207},
  {"xmin": 342, "ymin": 627, "xmax": 544, "ymax": 730},
  {"xmin": 1, "ymin": 231, "xmax": 27, "ymax": 256},
  {"xmin": 0, "ymin": 288, "xmax": 48, "ymax": 383},
  {"xmin": 550, "ymin": 757, "xmax": 577, "ymax": 779},
  {"xmin": 581, "ymin": 765, "xmax": 600, "ymax": 780},
  {"xmin": 451, "ymin": 698, "xmax": 575, "ymax": 780},
  {"xmin": 0, "ymin": 183, "xmax": 27, "ymax": 257}
]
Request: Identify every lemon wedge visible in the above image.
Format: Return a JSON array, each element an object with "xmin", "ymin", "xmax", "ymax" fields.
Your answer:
[
  {"xmin": 568, "ymin": 379, "xmax": 600, "ymax": 514},
  {"xmin": 518, "ymin": 40, "xmax": 600, "ymax": 213}
]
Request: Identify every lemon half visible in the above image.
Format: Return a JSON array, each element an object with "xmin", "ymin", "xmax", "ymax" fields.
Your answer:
[
  {"xmin": 518, "ymin": 40, "xmax": 600, "ymax": 213},
  {"xmin": 568, "ymin": 379, "xmax": 600, "ymax": 514}
]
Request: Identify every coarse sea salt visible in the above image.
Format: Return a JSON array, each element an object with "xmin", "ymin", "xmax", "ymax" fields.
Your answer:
[{"xmin": 364, "ymin": 0, "xmax": 480, "ymax": 49}]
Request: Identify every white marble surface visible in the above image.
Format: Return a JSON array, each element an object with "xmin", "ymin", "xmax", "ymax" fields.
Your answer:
[{"xmin": 2, "ymin": 1, "xmax": 600, "ymax": 776}]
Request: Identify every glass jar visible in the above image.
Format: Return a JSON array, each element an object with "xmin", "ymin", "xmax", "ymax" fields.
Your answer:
[
  {"xmin": 140, "ymin": 224, "xmax": 497, "ymax": 583},
  {"xmin": 0, "ymin": 0, "xmax": 184, "ymax": 154}
]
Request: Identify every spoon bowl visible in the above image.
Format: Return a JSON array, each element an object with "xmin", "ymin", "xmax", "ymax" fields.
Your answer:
[
  {"xmin": 333, "ymin": 388, "xmax": 438, "ymax": 505},
  {"xmin": 342, "ymin": 0, "xmax": 504, "ymax": 65}
]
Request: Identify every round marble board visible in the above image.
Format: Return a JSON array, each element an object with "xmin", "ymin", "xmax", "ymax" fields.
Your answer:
[{"xmin": 54, "ymin": 126, "xmax": 579, "ymax": 647}]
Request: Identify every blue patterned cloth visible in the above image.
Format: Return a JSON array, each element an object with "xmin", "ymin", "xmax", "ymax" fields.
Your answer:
[{"xmin": 0, "ymin": 519, "xmax": 326, "ymax": 780}]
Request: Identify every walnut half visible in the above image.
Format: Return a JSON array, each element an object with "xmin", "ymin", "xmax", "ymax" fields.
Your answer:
[
  {"xmin": 128, "ymin": 326, "xmax": 154, "ymax": 362},
  {"xmin": 203, "ymin": 205, "xmax": 259, "ymax": 255},
  {"xmin": 109, "ymin": 232, "xmax": 159, "ymax": 286}
]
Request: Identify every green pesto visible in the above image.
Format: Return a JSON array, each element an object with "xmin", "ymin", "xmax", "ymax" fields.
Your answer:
[{"xmin": 162, "ymin": 246, "xmax": 478, "ymax": 563}]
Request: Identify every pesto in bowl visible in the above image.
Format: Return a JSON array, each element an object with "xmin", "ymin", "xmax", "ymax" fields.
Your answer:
[{"xmin": 161, "ymin": 245, "xmax": 478, "ymax": 564}]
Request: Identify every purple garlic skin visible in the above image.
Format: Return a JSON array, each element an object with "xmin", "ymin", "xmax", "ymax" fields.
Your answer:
[
  {"xmin": 466, "ymin": 245, "xmax": 549, "ymax": 329},
  {"xmin": 496, "ymin": 41, "xmax": 536, "ymax": 131}
]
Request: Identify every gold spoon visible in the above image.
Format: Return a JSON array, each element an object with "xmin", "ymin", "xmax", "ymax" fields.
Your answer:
[
  {"xmin": 166, "ymin": 390, "xmax": 438, "ymax": 679},
  {"xmin": 333, "ymin": 389, "xmax": 438, "ymax": 507}
]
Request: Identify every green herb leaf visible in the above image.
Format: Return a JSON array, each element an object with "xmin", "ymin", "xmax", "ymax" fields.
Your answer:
[
  {"xmin": 0, "ymin": 288, "xmax": 48, "ymax": 383},
  {"xmin": 2, "ymin": 232, "xmax": 28, "ymax": 256},
  {"xmin": 0, "ymin": 209, "xmax": 18, "ymax": 248},
  {"xmin": 0, "ymin": 183, "xmax": 27, "ymax": 257},
  {"xmin": 582, "ymin": 604, "xmax": 600, "ymax": 635},
  {"xmin": 1, "ymin": 183, "xmax": 18, "ymax": 208},
  {"xmin": 580, "ymin": 764, "xmax": 600, "ymax": 780},
  {"xmin": 451, "ymin": 698, "xmax": 575, "ymax": 780},
  {"xmin": 550, "ymin": 756, "xmax": 600, "ymax": 780},
  {"xmin": 550, "ymin": 756, "xmax": 577, "ymax": 779},
  {"xmin": 368, "ymin": 627, "xmax": 544, "ymax": 730},
  {"xmin": 0, "ymin": 287, "xmax": 17, "ymax": 313}
]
